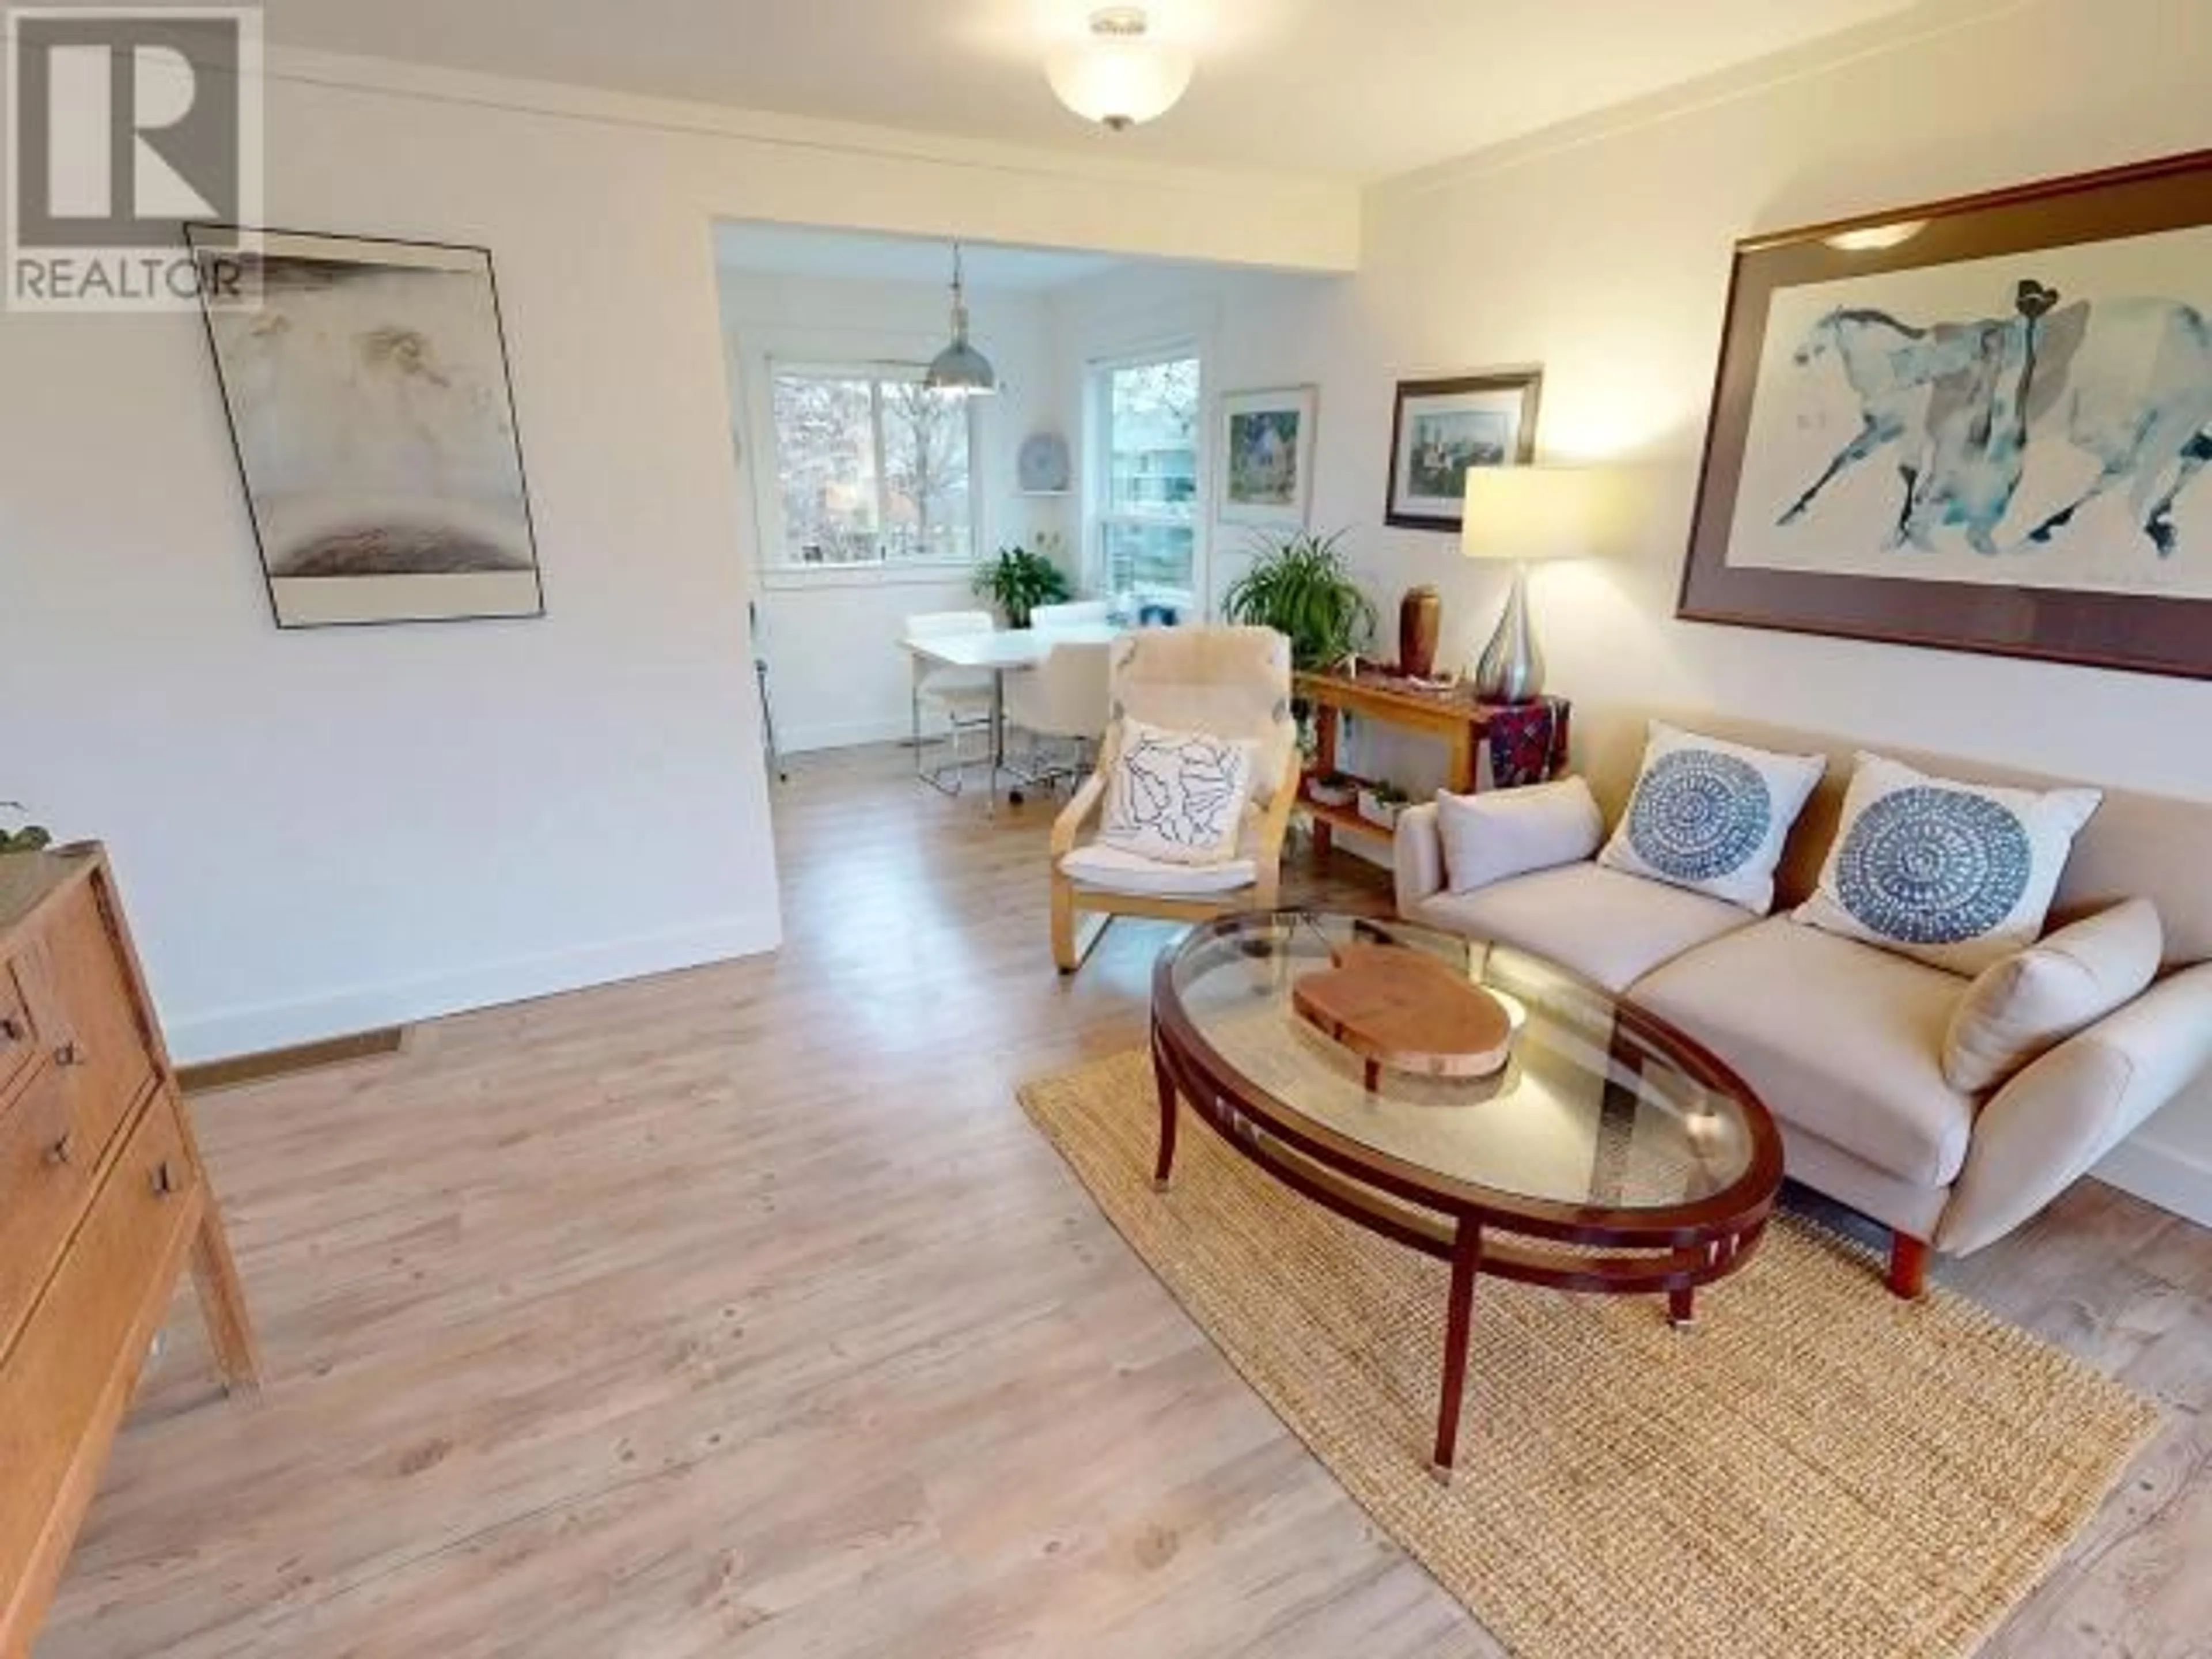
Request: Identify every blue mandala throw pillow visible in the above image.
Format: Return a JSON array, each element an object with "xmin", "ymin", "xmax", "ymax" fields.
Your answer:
[
  {"xmin": 1598, "ymin": 722, "xmax": 1827, "ymax": 912},
  {"xmin": 1794, "ymin": 753, "xmax": 2103, "ymax": 975}
]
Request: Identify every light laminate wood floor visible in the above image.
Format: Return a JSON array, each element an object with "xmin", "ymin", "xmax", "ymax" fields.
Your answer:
[{"xmin": 38, "ymin": 745, "xmax": 2212, "ymax": 1658}]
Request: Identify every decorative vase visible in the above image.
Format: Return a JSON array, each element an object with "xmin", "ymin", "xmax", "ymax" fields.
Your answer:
[
  {"xmin": 1398, "ymin": 585, "xmax": 1442, "ymax": 679},
  {"xmin": 1473, "ymin": 563, "xmax": 1545, "ymax": 704}
]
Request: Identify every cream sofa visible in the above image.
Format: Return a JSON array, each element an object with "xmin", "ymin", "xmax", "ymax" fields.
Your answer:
[{"xmin": 1393, "ymin": 709, "xmax": 2212, "ymax": 1295}]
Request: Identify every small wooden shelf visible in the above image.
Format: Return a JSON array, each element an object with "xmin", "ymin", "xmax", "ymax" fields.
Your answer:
[
  {"xmin": 1301, "ymin": 798, "xmax": 1395, "ymax": 842},
  {"xmin": 1294, "ymin": 669, "xmax": 1557, "ymax": 859},
  {"xmin": 1298, "ymin": 778, "xmax": 1400, "ymax": 842}
]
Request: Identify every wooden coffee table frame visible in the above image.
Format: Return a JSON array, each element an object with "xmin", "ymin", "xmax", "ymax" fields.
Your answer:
[{"xmin": 1150, "ymin": 912, "xmax": 1786, "ymax": 1476}]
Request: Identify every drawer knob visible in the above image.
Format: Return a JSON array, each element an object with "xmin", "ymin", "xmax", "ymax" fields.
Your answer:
[
  {"xmin": 151, "ymin": 1160, "xmax": 179, "ymax": 1198},
  {"xmin": 1, "ymin": 1015, "xmax": 23, "ymax": 1042},
  {"xmin": 46, "ymin": 1132, "xmax": 73, "ymax": 1166},
  {"xmin": 54, "ymin": 1041, "xmax": 86, "ymax": 1067}
]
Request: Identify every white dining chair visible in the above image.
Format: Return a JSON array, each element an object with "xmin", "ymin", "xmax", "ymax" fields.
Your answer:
[
  {"xmin": 1004, "ymin": 638, "xmax": 1112, "ymax": 793},
  {"xmin": 906, "ymin": 609, "xmax": 997, "ymax": 795},
  {"xmin": 748, "ymin": 599, "xmax": 787, "ymax": 783},
  {"xmin": 1029, "ymin": 599, "xmax": 1112, "ymax": 632}
]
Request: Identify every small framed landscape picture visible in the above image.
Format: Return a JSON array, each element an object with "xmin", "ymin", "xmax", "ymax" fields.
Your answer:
[
  {"xmin": 1219, "ymin": 387, "xmax": 1317, "ymax": 526},
  {"xmin": 1385, "ymin": 370, "xmax": 1541, "ymax": 531}
]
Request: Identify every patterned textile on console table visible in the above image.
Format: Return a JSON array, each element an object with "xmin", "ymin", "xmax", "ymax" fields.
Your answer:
[{"xmin": 1488, "ymin": 696, "xmax": 1572, "ymax": 789}]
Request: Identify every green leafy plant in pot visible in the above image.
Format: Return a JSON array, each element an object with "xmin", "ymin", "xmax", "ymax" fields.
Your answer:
[
  {"xmin": 1221, "ymin": 530, "xmax": 1378, "ymax": 672},
  {"xmin": 974, "ymin": 535, "xmax": 1073, "ymax": 628},
  {"xmin": 2, "ymin": 802, "xmax": 53, "ymax": 855}
]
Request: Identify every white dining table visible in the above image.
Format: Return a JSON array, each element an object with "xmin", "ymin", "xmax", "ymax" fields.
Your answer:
[{"xmin": 900, "ymin": 622, "xmax": 1121, "ymax": 807}]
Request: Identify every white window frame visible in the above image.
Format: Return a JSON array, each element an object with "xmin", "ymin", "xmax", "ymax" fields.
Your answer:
[
  {"xmin": 1084, "ymin": 341, "xmax": 1206, "ymax": 608},
  {"xmin": 760, "ymin": 357, "xmax": 986, "ymax": 575}
]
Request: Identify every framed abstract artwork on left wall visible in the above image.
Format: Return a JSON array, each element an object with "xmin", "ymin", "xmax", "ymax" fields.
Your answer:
[{"xmin": 185, "ymin": 225, "xmax": 546, "ymax": 628}]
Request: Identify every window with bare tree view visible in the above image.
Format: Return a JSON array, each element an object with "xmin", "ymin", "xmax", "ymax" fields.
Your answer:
[{"xmin": 770, "ymin": 365, "xmax": 979, "ymax": 566}]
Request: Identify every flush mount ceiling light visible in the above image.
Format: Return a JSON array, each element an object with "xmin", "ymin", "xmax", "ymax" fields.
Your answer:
[
  {"xmin": 1047, "ymin": 6, "xmax": 1194, "ymax": 132},
  {"xmin": 924, "ymin": 242, "xmax": 998, "ymax": 397}
]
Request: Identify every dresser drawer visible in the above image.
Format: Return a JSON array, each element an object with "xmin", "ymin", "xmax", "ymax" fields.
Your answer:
[
  {"xmin": 0, "ymin": 1091, "xmax": 201, "ymax": 1647},
  {"xmin": 0, "ymin": 1062, "xmax": 101, "ymax": 1358},
  {"xmin": 39, "ymin": 882, "xmax": 157, "ymax": 1164},
  {"xmin": 0, "ymin": 951, "xmax": 40, "ymax": 1101}
]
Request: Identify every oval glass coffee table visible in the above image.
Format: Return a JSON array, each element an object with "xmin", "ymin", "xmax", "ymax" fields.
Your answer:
[{"xmin": 1150, "ymin": 911, "xmax": 1785, "ymax": 1475}]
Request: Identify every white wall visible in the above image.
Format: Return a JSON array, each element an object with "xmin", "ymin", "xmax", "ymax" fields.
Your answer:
[
  {"xmin": 0, "ymin": 49, "xmax": 1357, "ymax": 1061},
  {"xmin": 1037, "ymin": 0, "xmax": 2212, "ymax": 1219},
  {"xmin": 721, "ymin": 269, "xmax": 1072, "ymax": 752}
]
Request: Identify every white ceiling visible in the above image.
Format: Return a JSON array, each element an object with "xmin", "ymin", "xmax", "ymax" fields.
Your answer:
[
  {"xmin": 714, "ymin": 222, "xmax": 1126, "ymax": 291},
  {"xmin": 257, "ymin": 0, "xmax": 1936, "ymax": 181}
]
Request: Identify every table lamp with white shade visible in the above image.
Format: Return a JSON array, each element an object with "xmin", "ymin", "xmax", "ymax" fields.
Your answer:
[{"xmin": 1460, "ymin": 466, "xmax": 1608, "ymax": 704}]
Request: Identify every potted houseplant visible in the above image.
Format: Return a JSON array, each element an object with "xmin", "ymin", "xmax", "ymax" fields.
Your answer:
[
  {"xmin": 1, "ymin": 801, "xmax": 52, "ymax": 855},
  {"xmin": 1306, "ymin": 771, "xmax": 1358, "ymax": 809},
  {"xmin": 1220, "ymin": 529, "xmax": 1378, "ymax": 672},
  {"xmin": 973, "ymin": 535, "xmax": 1073, "ymax": 628},
  {"xmin": 1357, "ymin": 782, "xmax": 1411, "ymax": 831}
]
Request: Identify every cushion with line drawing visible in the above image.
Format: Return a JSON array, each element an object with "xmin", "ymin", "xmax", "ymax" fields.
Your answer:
[{"xmin": 1099, "ymin": 719, "xmax": 1254, "ymax": 867}]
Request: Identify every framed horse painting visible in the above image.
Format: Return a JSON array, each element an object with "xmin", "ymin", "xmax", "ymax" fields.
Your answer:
[{"xmin": 1680, "ymin": 149, "xmax": 2212, "ymax": 680}]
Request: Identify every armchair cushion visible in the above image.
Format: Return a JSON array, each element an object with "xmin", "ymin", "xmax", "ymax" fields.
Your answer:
[
  {"xmin": 1437, "ymin": 776, "xmax": 1604, "ymax": 893},
  {"xmin": 1100, "ymin": 720, "xmax": 1253, "ymax": 865},
  {"xmin": 1942, "ymin": 898, "xmax": 2164, "ymax": 1094},
  {"xmin": 1107, "ymin": 627, "xmax": 1294, "ymax": 805},
  {"xmin": 1059, "ymin": 842, "xmax": 1258, "ymax": 896}
]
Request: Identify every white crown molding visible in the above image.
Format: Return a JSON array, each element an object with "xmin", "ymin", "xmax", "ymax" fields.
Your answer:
[
  {"xmin": 0, "ymin": 33, "xmax": 1357, "ymax": 270},
  {"xmin": 236, "ymin": 44, "xmax": 1351, "ymax": 214},
  {"xmin": 1370, "ymin": 0, "xmax": 2033, "ymax": 203}
]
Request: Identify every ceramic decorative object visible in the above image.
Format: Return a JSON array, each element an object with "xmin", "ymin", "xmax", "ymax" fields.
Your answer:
[
  {"xmin": 1018, "ymin": 432, "xmax": 1071, "ymax": 494},
  {"xmin": 1306, "ymin": 773, "xmax": 1358, "ymax": 809},
  {"xmin": 1399, "ymin": 585, "xmax": 1442, "ymax": 679}
]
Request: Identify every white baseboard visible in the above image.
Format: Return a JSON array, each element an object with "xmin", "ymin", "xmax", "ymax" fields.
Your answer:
[
  {"xmin": 782, "ymin": 715, "xmax": 916, "ymax": 754},
  {"xmin": 2094, "ymin": 1135, "xmax": 2212, "ymax": 1230},
  {"xmin": 161, "ymin": 910, "xmax": 783, "ymax": 1065}
]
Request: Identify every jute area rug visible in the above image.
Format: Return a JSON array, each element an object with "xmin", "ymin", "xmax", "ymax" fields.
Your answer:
[{"xmin": 1018, "ymin": 1050, "xmax": 2157, "ymax": 1659}]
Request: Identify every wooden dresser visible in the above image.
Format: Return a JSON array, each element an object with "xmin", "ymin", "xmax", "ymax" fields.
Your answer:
[{"xmin": 0, "ymin": 847, "xmax": 259, "ymax": 1658}]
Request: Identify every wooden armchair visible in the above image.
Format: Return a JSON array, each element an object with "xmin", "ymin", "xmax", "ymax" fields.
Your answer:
[{"xmin": 1049, "ymin": 626, "xmax": 1301, "ymax": 973}]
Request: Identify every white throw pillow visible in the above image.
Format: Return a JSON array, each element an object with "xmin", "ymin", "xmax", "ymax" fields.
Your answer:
[
  {"xmin": 1942, "ymin": 899, "xmax": 2163, "ymax": 1093},
  {"xmin": 1596, "ymin": 722, "xmax": 1827, "ymax": 912},
  {"xmin": 1100, "ymin": 720, "xmax": 1254, "ymax": 866},
  {"xmin": 1438, "ymin": 776, "xmax": 1603, "ymax": 894},
  {"xmin": 1794, "ymin": 753, "xmax": 2103, "ymax": 976}
]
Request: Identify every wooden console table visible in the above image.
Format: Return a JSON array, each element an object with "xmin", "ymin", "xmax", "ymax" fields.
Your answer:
[{"xmin": 1294, "ymin": 669, "xmax": 1568, "ymax": 857}]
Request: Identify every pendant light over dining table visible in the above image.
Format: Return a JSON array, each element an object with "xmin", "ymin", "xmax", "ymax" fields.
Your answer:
[{"xmin": 924, "ymin": 241, "xmax": 998, "ymax": 397}]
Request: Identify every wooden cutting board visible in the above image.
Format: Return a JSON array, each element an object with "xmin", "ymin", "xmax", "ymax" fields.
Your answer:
[{"xmin": 1292, "ymin": 943, "xmax": 1512, "ymax": 1088}]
